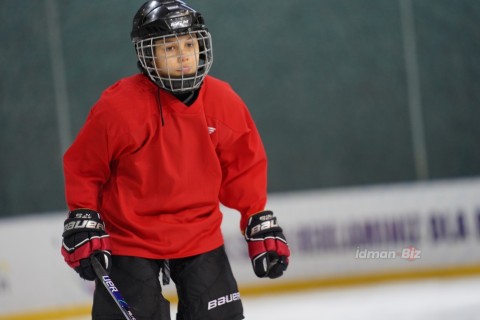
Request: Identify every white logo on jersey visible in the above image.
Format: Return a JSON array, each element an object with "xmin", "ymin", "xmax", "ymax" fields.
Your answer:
[{"xmin": 208, "ymin": 127, "xmax": 216, "ymax": 134}]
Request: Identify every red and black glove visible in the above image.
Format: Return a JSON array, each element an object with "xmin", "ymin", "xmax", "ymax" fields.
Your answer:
[
  {"xmin": 244, "ymin": 210, "xmax": 290, "ymax": 279},
  {"xmin": 61, "ymin": 209, "xmax": 112, "ymax": 280}
]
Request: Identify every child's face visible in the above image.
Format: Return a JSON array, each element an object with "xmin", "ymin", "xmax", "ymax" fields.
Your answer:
[{"xmin": 154, "ymin": 34, "xmax": 200, "ymax": 77}]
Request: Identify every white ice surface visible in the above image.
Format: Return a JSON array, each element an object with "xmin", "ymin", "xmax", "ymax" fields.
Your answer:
[{"xmin": 69, "ymin": 276, "xmax": 480, "ymax": 320}]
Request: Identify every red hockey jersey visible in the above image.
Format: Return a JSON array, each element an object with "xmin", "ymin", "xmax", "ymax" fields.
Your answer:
[{"xmin": 63, "ymin": 74, "xmax": 267, "ymax": 259}]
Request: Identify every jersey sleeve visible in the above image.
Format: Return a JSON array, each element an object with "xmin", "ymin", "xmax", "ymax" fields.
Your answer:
[
  {"xmin": 216, "ymin": 103, "xmax": 268, "ymax": 232},
  {"xmin": 63, "ymin": 100, "xmax": 135, "ymax": 211}
]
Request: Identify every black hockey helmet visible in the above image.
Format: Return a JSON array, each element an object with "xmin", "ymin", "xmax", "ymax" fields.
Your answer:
[
  {"xmin": 131, "ymin": 0, "xmax": 213, "ymax": 92},
  {"xmin": 131, "ymin": 0, "xmax": 206, "ymax": 42}
]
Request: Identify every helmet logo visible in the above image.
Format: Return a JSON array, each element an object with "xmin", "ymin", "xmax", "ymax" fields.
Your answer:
[{"xmin": 168, "ymin": 16, "xmax": 192, "ymax": 30}]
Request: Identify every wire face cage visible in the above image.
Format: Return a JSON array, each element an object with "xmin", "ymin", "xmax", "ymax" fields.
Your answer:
[{"xmin": 135, "ymin": 30, "xmax": 213, "ymax": 92}]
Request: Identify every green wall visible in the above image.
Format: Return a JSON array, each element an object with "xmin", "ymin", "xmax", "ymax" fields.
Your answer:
[{"xmin": 1, "ymin": 0, "xmax": 479, "ymax": 217}]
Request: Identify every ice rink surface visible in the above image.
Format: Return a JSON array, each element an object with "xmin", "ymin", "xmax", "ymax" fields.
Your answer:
[{"xmin": 69, "ymin": 275, "xmax": 480, "ymax": 320}]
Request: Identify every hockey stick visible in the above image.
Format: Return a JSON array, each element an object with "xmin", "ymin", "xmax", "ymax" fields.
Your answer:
[{"xmin": 90, "ymin": 255, "xmax": 137, "ymax": 320}]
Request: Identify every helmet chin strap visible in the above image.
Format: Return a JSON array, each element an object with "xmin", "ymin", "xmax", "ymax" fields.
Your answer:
[
  {"xmin": 137, "ymin": 61, "xmax": 199, "ymax": 96},
  {"xmin": 161, "ymin": 75, "xmax": 198, "ymax": 93}
]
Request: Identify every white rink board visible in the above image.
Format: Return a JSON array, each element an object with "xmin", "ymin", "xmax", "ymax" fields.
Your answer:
[
  {"xmin": 1, "ymin": 177, "xmax": 480, "ymax": 315},
  {"xmin": 0, "ymin": 213, "xmax": 92, "ymax": 314},
  {"xmin": 223, "ymin": 177, "xmax": 480, "ymax": 287}
]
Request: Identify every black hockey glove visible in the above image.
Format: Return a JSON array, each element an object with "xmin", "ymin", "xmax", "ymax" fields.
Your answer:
[
  {"xmin": 61, "ymin": 209, "xmax": 112, "ymax": 280},
  {"xmin": 244, "ymin": 210, "xmax": 290, "ymax": 279}
]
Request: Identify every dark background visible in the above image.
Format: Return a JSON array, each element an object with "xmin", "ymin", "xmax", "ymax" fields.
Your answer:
[{"xmin": 1, "ymin": 0, "xmax": 479, "ymax": 217}]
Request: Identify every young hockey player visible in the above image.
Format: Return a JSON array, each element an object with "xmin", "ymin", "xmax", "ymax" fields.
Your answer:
[{"xmin": 61, "ymin": 1, "xmax": 290, "ymax": 319}]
